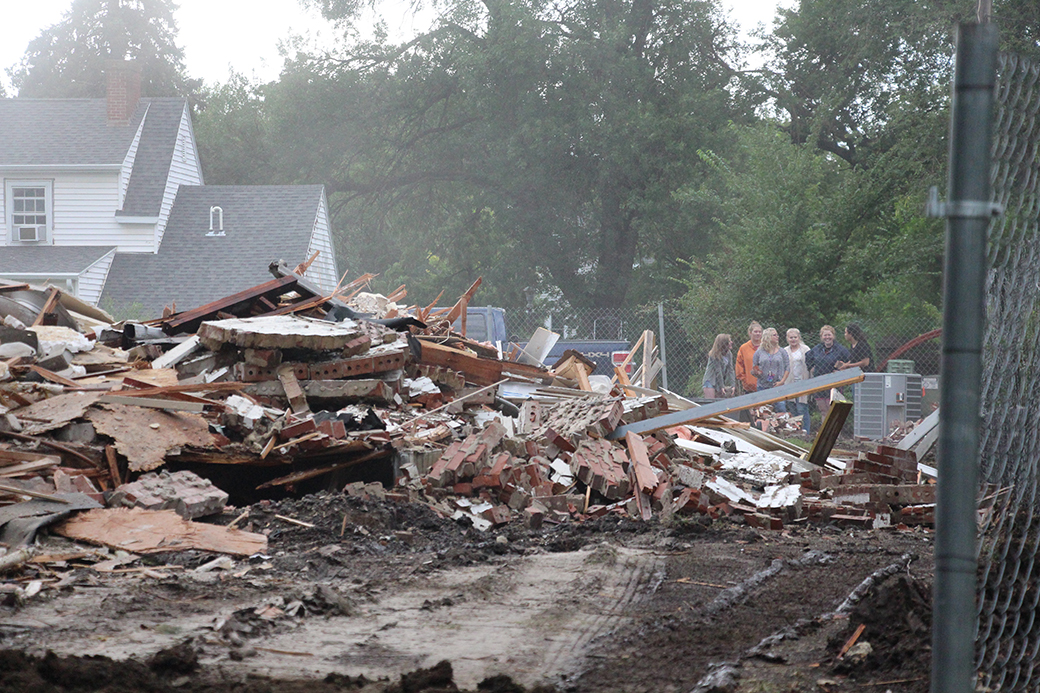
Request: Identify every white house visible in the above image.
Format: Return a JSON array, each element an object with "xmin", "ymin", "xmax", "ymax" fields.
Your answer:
[{"xmin": 0, "ymin": 61, "xmax": 338, "ymax": 317}]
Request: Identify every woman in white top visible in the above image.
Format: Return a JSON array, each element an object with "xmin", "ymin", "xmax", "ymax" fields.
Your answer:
[{"xmin": 783, "ymin": 328, "xmax": 812, "ymax": 435}]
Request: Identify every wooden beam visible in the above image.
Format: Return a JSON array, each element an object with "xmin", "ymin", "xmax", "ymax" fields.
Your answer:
[
  {"xmin": 29, "ymin": 365, "xmax": 79, "ymax": 388},
  {"xmin": 293, "ymin": 250, "xmax": 320, "ymax": 275},
  {"xmin": 641, "ymin": 330, "xmax": 655, "ymax": 388},
  {"xmin": 161, "ymin": 274, "xmax": 301, "ymax": 335},
  {"xmin": 806, "ymin": 400, "xmax": 854, "ymax": 468},
  {"xmin": 256, "ymin": 449, "xmax": 390, "ymax": 489},
  {"xmin": 411, "ymin": 336, "xmax": 551, "ymax": 387},
  {"xmin": 32, "ymin": 287, "xmax": 61, "ymax": 326},
  {"xmin": 0, "ymin": 457, "xmax": 62, "ymax": 477},
  {"xmin": 442, "ymin": 277, "xmax": 483, "ymax": 325},
  {"xmin": 105, "ymin": 445, "xmax": 122, "ymax": 486},
  {"xmin": 0, "ymin": 482, "xmax": 72, "ymax": 503},
  {"xmin": 112, "ymin": 381, "xmax": 246, "ymax": 398},
  {"xmin": 98, "ymin": 395, "xmax": 206, "ymax": 412},
  {"xmin": 0, "ymin": 430, "xmax": 97, "ymax": 466},
  {"xmin": 625, "ymin": 432, "xmax": 658, "ymax": 494},
  {"xmin": 607, "ymin": 368, "xmax": 866, "ymax": 439}
]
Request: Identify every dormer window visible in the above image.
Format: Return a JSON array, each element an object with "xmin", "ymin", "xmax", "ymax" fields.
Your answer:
[{"xmin": 6, "ymin": 180, "xmax": 53, "ymax": 244}]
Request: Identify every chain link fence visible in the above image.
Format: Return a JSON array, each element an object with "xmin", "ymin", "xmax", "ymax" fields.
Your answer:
[
  {"xmin": 975, "ymin": 51, "xmax": 1040, "ymax": 693},
  {"xmin": 501, "ymin": 302, "xmax": 942, "ymax": 398}
]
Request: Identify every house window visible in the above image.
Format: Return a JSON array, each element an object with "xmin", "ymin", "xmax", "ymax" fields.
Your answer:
[{"xmin": 6, "ymin": 180, "xmax": 52, "ymax": 243}]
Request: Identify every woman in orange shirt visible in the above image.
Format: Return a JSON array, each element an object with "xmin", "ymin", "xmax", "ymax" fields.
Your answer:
[{"xmin": 735, "ymin": 321, "xmax": 762, "ymax": 393}]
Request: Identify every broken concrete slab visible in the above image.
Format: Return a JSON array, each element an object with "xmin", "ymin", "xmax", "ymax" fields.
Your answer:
[
  {"xmin": 198, "ymin": 315, "xmax": 370, "ymax": 352},
  {"xmin": 244, "ymin": 379, "xmax": 396, "ymax": 406}
]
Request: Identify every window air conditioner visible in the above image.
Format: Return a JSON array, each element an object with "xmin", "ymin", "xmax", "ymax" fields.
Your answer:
[{"xmin": 15, "ymin": 225, "xmax": 42, "ymax": 242}]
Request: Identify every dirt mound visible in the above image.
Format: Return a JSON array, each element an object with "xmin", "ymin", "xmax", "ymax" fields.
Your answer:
[
  {"xmin": 830, "ymin": 572, "xmax": 931, "ymax": 686},
  {"xmin": 0, "ymin": 649, "xmax": 555, "ymax": 693}
]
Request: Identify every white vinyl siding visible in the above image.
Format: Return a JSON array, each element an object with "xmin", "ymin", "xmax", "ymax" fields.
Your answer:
[
  {"xmin": 304, "ymin": 190, "xmax": 338, "ymax": 293},
  {"xmin": 119, "ymin": 106, "xmax": 149, "ymax": 208},
  {"xmin": 156, "ymin": 105, "xmax": 204, "ymax": 248},
  {"xmin": 1, "ymin": 171, "xmax": 156, "ymax": 251},
  {"xmin": 77, "ymin": 247, "xmax": 117, "ymax": 305}
]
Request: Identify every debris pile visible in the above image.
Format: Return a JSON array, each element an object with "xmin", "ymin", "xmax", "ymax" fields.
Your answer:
[{"xmin": 0, "ymin": 263, "xmax": 940, "ymax": 586}]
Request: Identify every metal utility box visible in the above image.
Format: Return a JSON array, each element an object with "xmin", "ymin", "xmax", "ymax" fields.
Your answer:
[{"xmin": 854, "ymin": 373, "xmax": 922, "ymax": 439}]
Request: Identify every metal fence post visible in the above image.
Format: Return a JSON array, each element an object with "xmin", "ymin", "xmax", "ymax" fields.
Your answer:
[
  {"xmin": 658, "ymin": 303, "xmax": 669, "ymax": 390},
  {"xmin": 932, "ymin": 22, "xmax": 998, "ymax": 693}
]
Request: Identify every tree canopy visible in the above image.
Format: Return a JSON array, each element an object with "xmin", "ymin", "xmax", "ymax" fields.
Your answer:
[
  {"xmin": 31, "ymin": 0, "xmax": 1029, "ymax": 332},
  {"xmin": 10, "ymin": 0, "xmax": 197, "ymax": 98},
  {"xmin": 200, "ymin": 0, "xmax": 750, "ymax": 309}
]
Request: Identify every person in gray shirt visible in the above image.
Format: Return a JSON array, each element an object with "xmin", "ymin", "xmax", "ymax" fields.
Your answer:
[
  {"xmin": 752, "ymin": 327, "xmax": 790, "ymax": 389},
  {"xmin": 702, "ymin": 333, "xmax": 735, "ymax": 398}
]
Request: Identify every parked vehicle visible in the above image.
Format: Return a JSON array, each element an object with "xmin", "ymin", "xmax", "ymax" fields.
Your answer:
[{"xmin": 440, "ymin": 306, "xmax": 630, "ymax": 376}]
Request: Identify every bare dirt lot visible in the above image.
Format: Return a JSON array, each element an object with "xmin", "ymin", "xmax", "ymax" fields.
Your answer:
[{"xmin": 0, "ymin": 492, "xmax": 934, "ymax": 693}]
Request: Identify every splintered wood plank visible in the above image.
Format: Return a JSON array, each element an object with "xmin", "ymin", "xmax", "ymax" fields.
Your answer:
[
  {"xmin": 575, "ymin": 362, "xmax": 592, "ymax": 392},
  {"xmin": 85, "ymin": 404, "xmax": 216, "ymax": 472},
  {"xmin": 0, "ymin": 456, "xmax": 63, "ymax": 477},
  {"xmin": 256, "ymin": 449, "xmax": 390, "ymax": 489},
  {"xmin": 0, "ymin": 482, "xmax": 71, "ymax": 503},
  {"xmin": 16, "ymin": 392, "xmax": 107, "ymax": 436},
  {"xmin": 55, "ymin": 507, "xmax": 267, "ymax": 556}
]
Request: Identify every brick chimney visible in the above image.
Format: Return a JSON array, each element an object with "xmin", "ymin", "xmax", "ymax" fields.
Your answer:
[{"xmin": 106, "ymin": 59, "xmax": 141, "ymax": 125}]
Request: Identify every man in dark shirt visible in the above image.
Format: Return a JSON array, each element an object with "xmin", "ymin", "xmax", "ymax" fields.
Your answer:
[{"xmin": 805, "ymin": 324, "xmax": 851, "ymax": 414}]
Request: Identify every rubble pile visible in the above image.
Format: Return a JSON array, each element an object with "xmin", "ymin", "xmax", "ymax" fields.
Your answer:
[{"xmin": 0, "ymin": 264, "xmax": 938, "ymax": 588}]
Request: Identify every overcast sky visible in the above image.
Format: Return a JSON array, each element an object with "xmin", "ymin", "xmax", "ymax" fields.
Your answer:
[{"xmin": 0, "ymin": 0, "xmax": 785, "ymax": 94}]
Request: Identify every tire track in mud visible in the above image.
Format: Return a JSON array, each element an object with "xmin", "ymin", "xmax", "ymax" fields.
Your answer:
[{"xmin": 538, "ymin": 548, "xmax": 666, "ymax": 681}]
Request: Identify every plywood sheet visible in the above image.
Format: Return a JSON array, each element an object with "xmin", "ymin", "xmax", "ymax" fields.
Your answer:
[
  {"xmin": 55, "ymin": 507, "xmax": 267, "ymax": 556},
  {"xmin": 86, "ymin": 403, "xmax": 216, "ymax": 472},
  {"xmin": 18, "ymin": 392, "xmax": 106, "ymax": 435}
]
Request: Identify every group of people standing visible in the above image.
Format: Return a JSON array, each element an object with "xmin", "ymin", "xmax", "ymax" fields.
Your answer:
[{"xmin": 701, "ymin": 321, "xmax": 874, "ymax": 436}]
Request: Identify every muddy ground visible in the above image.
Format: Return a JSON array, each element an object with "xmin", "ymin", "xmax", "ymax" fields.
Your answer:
[{"xmin": 0, "ymin": 491, "xmax": 934, "ymax": 693}]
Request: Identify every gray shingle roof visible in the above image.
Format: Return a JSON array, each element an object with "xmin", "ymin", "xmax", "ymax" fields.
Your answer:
[
  {"xmin": 118, "ymin": 99, "xmax": 186, "ymax": 217},
  {"xmin": 0, "ymin": 246, "xmax": 116, "ymax": 274},
  {"xmin": 0, "ymin": 97, "xmax": 186, "ymax": 218},
  {"xmin": 101, "ymin": 185, "xmax": 325, "ymax": 318},
  {"xmin": 0, "ymin": 98, "xmax": 144, "ymax": 166}
]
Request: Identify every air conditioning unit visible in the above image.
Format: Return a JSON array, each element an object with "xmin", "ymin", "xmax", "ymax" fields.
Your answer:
[{"xmin": 15, "ymin": 225, "xmax": 43, "ymax": 242}]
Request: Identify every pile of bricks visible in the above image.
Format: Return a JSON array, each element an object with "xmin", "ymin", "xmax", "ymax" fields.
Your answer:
[{"xmin": 394, "ymin": 392, "xmax": 940, "ymax": 532}]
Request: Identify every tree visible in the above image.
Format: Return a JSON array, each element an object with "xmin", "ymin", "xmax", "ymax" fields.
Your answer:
[
  {"xmin": 253, "ymin": 0, "xmax": 747, "ymax": 309},
  {"xmin": 675, "ymin": 123, "xmax": 943, "ymax": 341},
  {"xmin": 754, "ymin": 0, "xmax": 968, "ymax": 169},
  {"xmin": 192, "ymin": 73, "xmax": 273, "ymax": 185},
  {"xmin": 10, "ymin": 0, "xmax": 197, "ymax": 98}
]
